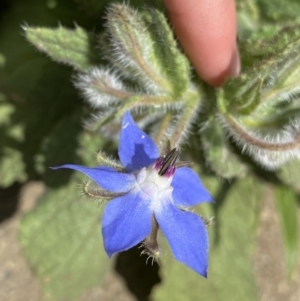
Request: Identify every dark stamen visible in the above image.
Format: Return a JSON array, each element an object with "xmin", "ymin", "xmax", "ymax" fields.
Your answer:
[{"xmin": 158, "ymin": 148, "xmax": 179, "ymax": 176}]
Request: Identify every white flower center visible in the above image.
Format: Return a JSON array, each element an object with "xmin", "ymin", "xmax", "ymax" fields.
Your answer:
[{"xmin": 135, "ymin": 166, "xmax": 173, "ymax": 211}]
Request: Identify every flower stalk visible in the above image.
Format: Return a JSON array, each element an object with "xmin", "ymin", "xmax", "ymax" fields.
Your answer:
[{"xmin": 141, "ymin": 215, "xmax": 160, "ymax": 263}]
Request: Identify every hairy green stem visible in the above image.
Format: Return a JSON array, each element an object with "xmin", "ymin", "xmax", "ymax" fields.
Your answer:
[
  {"xmin": 83, "ymin": 181, "xmax": 126, "ymax": 199},
  {"xmin": 154, "ymin": 111, "xmax": 173, "ymax": 147},
  {"xmin": 224, "ymin": 114, "xmax": 300, "ymax": 151},
  {"xmin": 90, "ymin": 94, "xmax": 173, "ymax": 130},
  {"xmin": 170, "ymin": 90, "xmax": 199, "ymax": 148},
  {"xmin": 96, "ymin": 151, "xmax": 125, "ymax": 172}
]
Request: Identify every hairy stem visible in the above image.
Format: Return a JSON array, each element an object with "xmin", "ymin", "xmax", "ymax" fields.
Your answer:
[
  {"xmin": 83, "ymin": 181, "xmax": 126, "ymax": 199},
  {"xmin": 170, "ymin": 90, "xmax": 199, "ymax": 148},
  {"xmin": 224, "ymin": 114, "xmax": 300, "ymax": 151},
  {"xmin": 154, "ymin": 111, "xmax": 173, "ymax": 147},
  {"xmin": 96, "ymin": 151, "xmax": 126, "ymax": 172}
]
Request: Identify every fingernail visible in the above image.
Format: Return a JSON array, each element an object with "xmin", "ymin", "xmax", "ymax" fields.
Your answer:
[{"xmin": 229, "ymin": 45, "xmax": 241, "ymax": 78}]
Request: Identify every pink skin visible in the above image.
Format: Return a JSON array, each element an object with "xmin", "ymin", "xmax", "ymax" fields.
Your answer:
[{"xmin": 163, "ymin": 0, "xmax": 239, "ymax": 87}]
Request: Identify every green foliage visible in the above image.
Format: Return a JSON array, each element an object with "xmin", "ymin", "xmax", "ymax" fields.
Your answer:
[
  {"xmin": 257, "ymin": 0, "xmax": 300, "ymax": 23},
  {"xmin": 278, "ymin": 159, "xmax": 300, "ymax": 192},
  {"xmin": 236, "ymin": 1, "xmax": 260, "ymax": 40},
  {"xmin": 274, "ymin": 186, "xmax": 299, "ymax": 276},
  {"xmin": 0, "ymin": 0, "xmax": 96, "ymax": 187},
  {"xmin": 0, "ymin": 0, "xmax": 299, "ymax": 299},
  {"xmin": 36, "ymin": 111, "xmax": 83, "ymax": 187},
  {"xmin": 154, "ymin": 177, "xmax": 264, "ymax": 301},
  {"xmin": 222, "ymin": 34, "xmax": 300, "ymax": 116},
  {"xmin": 24, "ymin": 26, "xmax": 101, "ymax": 71},
  {"xmin": 0, "ymin": 145, "xmax": 27, "ymax": 186},
  {"xmin": 200, "ymin": 116, "xmax": 247, "ymax": 178},
  {"xmin": 1, "ymin": 59, "xmax": 83, "ymax": 185},
  {"xmin": 216, "ymin": 32, "xmax": 300, "ymax": 169},
  {"xmin": 19, "ymin": 178, "xmax": 110, "ymax": 300},
  {"xmin": 26, "ymin": 3, "xmax": 202, "ymax": 149},
  {"xmin": 142, "ymin": 8, "xmax": 190, "ymax": 97},
  {"xmin": 0, "ymin": 98, "xmax": 27, "ymax": 186},
  {"xmin": 0, "ymin": 0, "xmax": 81, "ymax": 187}
]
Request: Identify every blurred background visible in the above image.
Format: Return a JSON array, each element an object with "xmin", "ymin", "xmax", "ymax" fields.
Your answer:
[{"xmin": 0, "ymin": 0, "xmax": 300, "ymax": 300}]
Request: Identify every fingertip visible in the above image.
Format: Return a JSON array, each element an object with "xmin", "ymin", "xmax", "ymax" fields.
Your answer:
[
  {"xmin": 163, "ymin": 0, "xmax": 238, "ymax": 86},
  {"xmin": 207, "ymin": 45, "xmax": 240, "ymax": 87}
]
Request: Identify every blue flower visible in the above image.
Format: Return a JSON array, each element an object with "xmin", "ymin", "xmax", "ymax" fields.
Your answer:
[{"xmin": 52, "ymin": 112, "xmax": 212, "ymax": 277}]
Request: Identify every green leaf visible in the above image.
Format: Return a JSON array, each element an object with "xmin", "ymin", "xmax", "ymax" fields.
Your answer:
[
  {"xmin": 201, "ymin": 116, "xmax": 247, "ymax": 178},
  {"xmin": 223, "ymin": 29, "xmax": 300, "ymax": 116},
  {"xmin": 19, "ymin": 178, "xmax": 110, "ymax": 300},
  {"xmin": 153, "ymin": 177, "xmax": 264, "ymax": 301},
  {"xmin": 220, "ymin": 75, "xmax": 262, "ymax": 115},
  {"xmin": 257, "ymin": 0, "xmax": 300, "ymax": 22},
  {"xmin": 104, "ymin": 4, "xmax": 189, "ymax": 97},
  {"xmin": 237, "ymin": 1, "xmax": 260, "ymax": 41},
  {"xmin": 0, "ymin": 146, "xmax": 27, "ymax": 187},
  {"xmin": 277, "ymin": 159, "xmax": 300, "ymax": 192},
  {"xmin": 24, "ymin": 25, "xmax": 100, "ymax": 71},
  {"xmin": 274, "ymin": 186, "xmax": 298, "ymax": 276},
  {"xmin": 36, "ymin": 112, "xmax": 83, "ymax": 187},
  {"xmin": 0, "ymin": 99, "xmax": 27, "ymax": 187},
  {"xmin": 143, "ymin": 8, "xmax": 190, "ymax": 97},
  {"xmin": 0, "ymin": 97, "xmax": 14, "ymax": 125},
  {"xmin": 217, "ymin": 35, "xmax": 300, "ymax": 169},
  {"xmin": 77, "ymin": 131, "xmax": 107, "ymax": 166},
  {"xmin": 3, "ymin": 58, "xmax": 83, "ymax": 179}
]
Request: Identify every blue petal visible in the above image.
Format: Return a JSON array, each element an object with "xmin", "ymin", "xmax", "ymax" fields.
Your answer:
[
  {"xmin": 118, "ymin": 111, "xmax": 159, "ymax": 171},
  {"xmin": 155, "ymin": 201, "xmax": 209, "ymax": 276},
  {"xmin": 51, "ymin": 164, "xmax": 135, "ymax": 192},
  {"xmin": 172, "ymin": 167, "xmax": 212, "ymax": 206},
  {"xmin": 102, "ymin": 190, "xmax": 152, "ymax": 256}
]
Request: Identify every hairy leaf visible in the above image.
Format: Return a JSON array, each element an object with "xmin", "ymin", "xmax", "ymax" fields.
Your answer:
[
  {"xmin": 19, "ymin": 179, "xmax": 110, "ymax": 300},
  {"xmin": 274, "ymin": 186, "xmax": 298, "ymax": 276},
  {"xmin": 24, "ymin": 25, "xmax": 100, "ymax": 71},
  {"xmin": 0, "ymin": 99, "xmax": 26, "ymax": 187},
  {"xmin": 201, "ymin": 116, "xmax": 247, "ymax": 178},
  {"xmin": 278, "ymin": 159, "xmax": 300, "ymax": 192}
]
